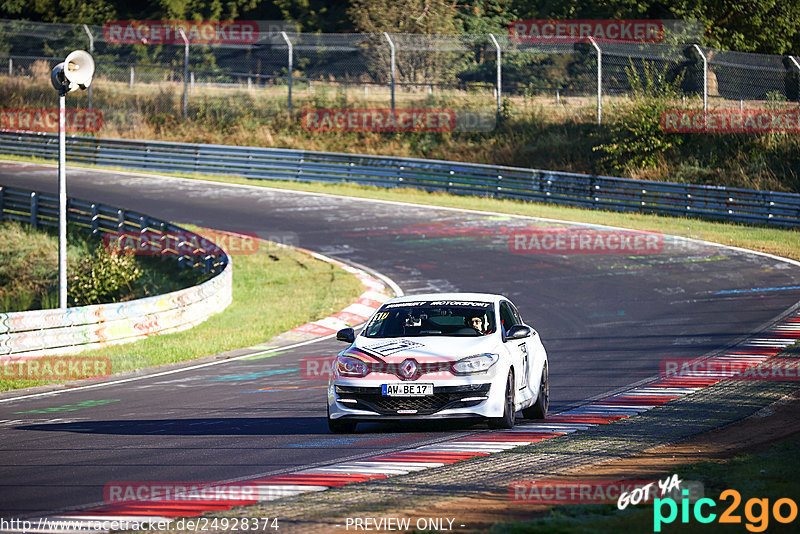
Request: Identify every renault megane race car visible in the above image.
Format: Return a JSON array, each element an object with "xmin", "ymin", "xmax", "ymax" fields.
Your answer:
[{"xmin": 327, "ymin": 293, "xmax": 549, "ymax": 433}]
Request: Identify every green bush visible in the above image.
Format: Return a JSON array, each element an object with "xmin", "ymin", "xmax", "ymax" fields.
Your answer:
[
  {"xmin": 68, "ymin": 244, "xmax": 141, "ymax": 306},
  {"xmin": 594, "ymin": 60, "xmax": 685, "ymax": 172}
]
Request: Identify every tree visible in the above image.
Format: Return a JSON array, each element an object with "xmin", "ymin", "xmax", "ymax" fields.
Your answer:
[
  {"xmin": 509, "ymin": 0, "xmax": 800, "ymax": 55},
  {"xmin": 348, "ymin": 0, "xmax": 463, "ymax": 34}
]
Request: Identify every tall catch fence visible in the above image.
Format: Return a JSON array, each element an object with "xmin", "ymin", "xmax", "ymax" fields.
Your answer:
[{"xmin": 1, "ymin": 19, "xmax": 799, "ymax": 131}]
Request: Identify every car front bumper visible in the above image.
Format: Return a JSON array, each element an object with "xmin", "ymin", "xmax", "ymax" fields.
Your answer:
[{"xmin": 327, "ymin": 379, "xmax": 506, "ymax": 420}]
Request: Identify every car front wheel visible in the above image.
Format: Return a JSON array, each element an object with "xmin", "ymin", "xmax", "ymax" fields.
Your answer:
[
  {"xmin": 328, "ymin": 406, "xmax": 357, "ymax": 433},
  {"xmin": 522, "ymin": 362, "xmax": 548, "ymax": 420},
  {"xmin": 488, "ymin": 371, "xmax": 515, "ymax": 429}
]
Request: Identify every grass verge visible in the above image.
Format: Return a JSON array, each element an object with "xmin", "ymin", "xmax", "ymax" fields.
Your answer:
[
  {"xmin": 0, "ymin": 229, "xmax": 365, "ymax": 391},
  {"xmin": 3, "ymin": 154, "xmax": 795, "ymax": 262},
  {"xmin": 486, "ymin": 433, "xmax": 800, "ymax": 533}
]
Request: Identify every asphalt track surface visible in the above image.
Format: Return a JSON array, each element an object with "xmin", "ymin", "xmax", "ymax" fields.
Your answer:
[{"xmin": 2, "ymin": 162, "xmax": 800, "ymax": 518}]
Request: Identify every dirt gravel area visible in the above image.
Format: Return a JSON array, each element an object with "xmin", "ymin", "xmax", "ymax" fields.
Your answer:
[{"xmin": 326, "ymin": 390, "xmax": 800, "ymax": 533}]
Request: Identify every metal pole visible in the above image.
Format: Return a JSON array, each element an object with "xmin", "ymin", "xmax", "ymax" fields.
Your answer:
[
  {"xmin": 8, "ymin": 57, "xmax": 11, "ymax": 77},
  {"xmin": 789, "ymin": 56, "xmax": 800, "ymax": 105},
  {"xmin": 58, "ymin": 92, "xmax": 67, "ymax": 309},
  {"xmin": 692, "ymin": 44, "xmax": 708, "ymax": 111},
  {"xmin": 489, "ymin": 34, "xmax": 502, "ymax": 121},
  {"xmin": 281, "ymin": 31, "xmax": 293, "ymax": 112},
  {"xmin": 383, "ymin": 32, "xmax": 395, "ymax": 110},
  {"xmin": 589, "ymin": 37, "xmax": 602, "ymax": 125},
  {"xmin": 129, "ymin": 65, "xmax": 134, "ymax": 88},
  {"xmin": 83, "ymin": 25, "xmax": 94, "ymax": 110},
  {"xmin": 178, "ymin": 29, "xmax": 189, "ymax": 119}
]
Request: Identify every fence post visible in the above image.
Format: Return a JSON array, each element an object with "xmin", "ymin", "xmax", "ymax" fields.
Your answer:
[
  {"xmin": 789, "ymin": 56, "xmax": 800, "ymax": 104},
  {"xmin": 178, "ymin": 28, "xmax": 189, "ymax": 120},
  {"xmin": 692, "ymin": 44, "xmax": 708, "ymax": 111},
  {"xmin": 383, "ymin": 32, "xmax": 396, "ymax": 110},
  {"xmin": 83, "ymin": 24, "xmax": 94, "ymax": 110},
  {"xmin": 281, "ymin": 31, "xmax": 293, "ymax": 112},
  {"xmin": 0, "ymin": 186, "xmax": 3, "ymax": 221},
  {"xmin": 489, "ymin": 34, "xmax": 502, "ymax": 122},
  {"xmin": 91, "ymin": 204, "xmax": 99, "ymax": 235},
  {"xmin": 7, "ymin": 57, "xmax": 11, "ymax": 77},
  {"xmin": 30, "ymin": 192, "xmax": 38, "ymax": 228},
  {"xmin": 588, "ymin": 37, "xmax": 602, "ymax": 125}
]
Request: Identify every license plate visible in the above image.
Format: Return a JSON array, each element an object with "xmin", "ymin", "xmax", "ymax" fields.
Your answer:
[{"xmin": 381, "ymin": 383, "xmax": 433, "ymax": 397}]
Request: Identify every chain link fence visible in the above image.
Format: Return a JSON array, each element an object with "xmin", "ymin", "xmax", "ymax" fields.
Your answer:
[{"xmin": 1, "ymin": 19, "xmax": 800, "ymax": 137}]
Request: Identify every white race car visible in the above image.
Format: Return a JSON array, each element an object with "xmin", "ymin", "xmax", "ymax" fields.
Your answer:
[{"xmin": 327, "ymin": 293, "xmax": 549, "ymax": 433}]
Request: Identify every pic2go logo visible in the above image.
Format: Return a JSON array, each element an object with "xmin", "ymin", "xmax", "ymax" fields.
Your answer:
[{"xmin": 653, "ymin": 489, "xmax": 798, "ymax": 532}]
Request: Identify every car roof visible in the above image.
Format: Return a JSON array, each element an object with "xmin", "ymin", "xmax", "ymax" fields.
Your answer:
[{"xmin": 383, "ymin": 293, "xmax": 506, "ymax": 305}]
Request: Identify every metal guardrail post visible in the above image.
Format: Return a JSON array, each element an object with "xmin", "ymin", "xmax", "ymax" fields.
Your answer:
[
  {"xmin": 588, "ymin": 37, "xmax": 602, "ymax": 125},
  {"xmin": 91, "ymin": 204, "xmax": 99, "ymax": 235},
  {"xmin": 383, "ymin": 32, "xmax": 396, "ymax": 110},
  {"xmin": 281, "ymin": 31, "xmax": 293, "ymax": 112},
  {"xmin": 83, "ymin": 24, "xmax": 94, "ymax": 110},
  {"xmin": 488, "ymin": 34, "xmax": 502, "ymax": 122},
  {"xmin": 178, "ymin": 29, "xmax": 189, "ymax": 120},
  {"xmin": 692, "ymin": 44, "xmax": 708, "ymax": 112},
  {"xmin": 30, "ymin": 192, "xmax": 38, "ymax": 228}
]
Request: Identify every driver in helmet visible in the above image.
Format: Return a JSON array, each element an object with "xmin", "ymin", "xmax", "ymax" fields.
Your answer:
[{"xmin": 466, "ymin": 312, "xmax": 487, "ymax": 334}]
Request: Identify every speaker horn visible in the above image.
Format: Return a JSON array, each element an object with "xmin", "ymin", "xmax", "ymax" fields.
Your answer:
[{"xmin": 63, "ymin": 50, "xmax": 95, "ymax": 89}]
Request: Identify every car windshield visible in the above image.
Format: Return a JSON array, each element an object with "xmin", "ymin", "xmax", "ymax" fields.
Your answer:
[{"xmin": 363, "ymin": 300, "xmax": 496, "ymax": 338}]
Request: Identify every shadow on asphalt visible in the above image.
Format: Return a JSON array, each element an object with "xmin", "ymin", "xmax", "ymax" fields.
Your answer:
[{"xmin": 16, "ymin": 417, "xmax": 488, "ymax": 436}]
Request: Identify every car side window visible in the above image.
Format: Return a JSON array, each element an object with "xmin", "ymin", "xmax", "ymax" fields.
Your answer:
[{"xmin": 499, "ymin": 302, "xmax": 517, "ymax": 333}]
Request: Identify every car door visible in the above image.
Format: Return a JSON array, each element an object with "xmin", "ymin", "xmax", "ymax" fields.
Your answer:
[{"xmin": 500, "ymin": 301, "xmax": 528, "ymax": 395}]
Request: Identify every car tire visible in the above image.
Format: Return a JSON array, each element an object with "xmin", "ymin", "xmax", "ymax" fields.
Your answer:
[
  {"xmin": 522, "ymin": 362, "xmax": 548, "ymax": 420},
  {"xmin": 488, "ymin": 371, "xmax": 515, "ymax": 429},
  {"xmin": 328, "ymin": 406, "xmax": 357, "ymax": 433}
]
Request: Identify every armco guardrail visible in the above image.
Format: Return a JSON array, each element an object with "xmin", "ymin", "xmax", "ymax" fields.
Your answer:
[
  {"xmin": 0, "ymin": 185, "xmax": 232, "ymax": 357},
  {"xmin": 1, "ymin": 131, "xmax": 799, "ymax": 227}
]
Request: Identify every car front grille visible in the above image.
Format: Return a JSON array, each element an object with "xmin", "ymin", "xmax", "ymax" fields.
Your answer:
[{"xmin": 335, "ymin": 384, "xmax": 491, "ymax": 415}]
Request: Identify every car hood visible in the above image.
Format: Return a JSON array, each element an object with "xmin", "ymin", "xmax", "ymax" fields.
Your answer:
[{"xmin": 353, "ymin": 335, "xmax": 499, "ymax": 363}]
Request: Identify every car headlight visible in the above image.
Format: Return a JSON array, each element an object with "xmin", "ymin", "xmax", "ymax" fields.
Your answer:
[
  {"xmin": 336, "ymin": 354, "xmax": 370, "ymax": 377},
  {"xmin": 452, "ymin": 353, "xmax": 499, "ymax": 375}
]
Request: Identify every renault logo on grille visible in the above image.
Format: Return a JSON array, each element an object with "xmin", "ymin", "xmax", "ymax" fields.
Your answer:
[{"xmin": 400, "ymin": 359, "xmax": 418, "ymax": 379}]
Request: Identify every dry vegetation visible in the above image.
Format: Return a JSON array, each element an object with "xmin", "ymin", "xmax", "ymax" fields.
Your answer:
[{"xmin": 2, "ymin": 61, "xmax": 799, "ymax": 193}]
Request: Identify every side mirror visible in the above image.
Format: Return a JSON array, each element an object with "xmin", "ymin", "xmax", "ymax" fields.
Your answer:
[
  {"xmin": 506, "ymin": 324, "xmax": 531, "ymax": 340},
  {"xmin": 336, "ymin": 328, "xmax": 355, "ymax": 343}
]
